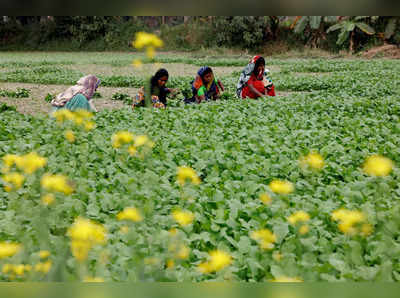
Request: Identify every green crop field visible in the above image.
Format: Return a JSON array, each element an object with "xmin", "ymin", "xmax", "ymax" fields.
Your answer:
[{"xmin": 0, "ymin": 51, "xmax": 400, "ymax": 281}]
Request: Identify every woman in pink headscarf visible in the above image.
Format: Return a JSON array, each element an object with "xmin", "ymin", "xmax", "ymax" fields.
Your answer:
[{"xmin": 51, "ymin": 75, "xmax": 100, "ymax": 112}]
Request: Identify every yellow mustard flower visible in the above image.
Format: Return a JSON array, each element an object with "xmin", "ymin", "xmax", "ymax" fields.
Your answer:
[
  {"xmin": 175, "ymin": 245, "xmax": 190, "ymax": 260},
  {"xmin": 134, "ymin": 135, "xmax": 151, "ymax": 147},
  {"xmin": 172, "ymin": 209, "xmax": 195, "ymax": 226},
  {"xmin": 70, "ymin": 240, "xmax": 91, "ymax": 262},
  {"xmin": 2, "ymin": 264, "xmax": 12, "ymax": 274},
  {"xmin": 120, "ymin": 226, "xmax": 129, "ymax": 234},
  {"xmin": 132, "ymin": 59, "xmax": 143, "ymax": 68},
  {"xmin": 41, "ymin": 173, "xmax": 73, "ymax": 195},
  {"xmin": 363, "ymin": 154, "xmax": 393, "ymax": 176},
  {"xmin": 13, "ymin": 264, "xmax": 25, "ymax": 276},
  {"xmin": 64, "ymin": 130, "xmax": 75, "ymax": 143},
  {"xmin": 112, "ymin": 131, "xmax": 134, "ymax": 148},
  {"xmin": 84, "ymin": 121, "xmax": 95, "ymax": 131},
  {"xmin": 53, "ymin": 109, "xmax": 75, "ymax": 123},
  {"xmin": 288, "ymin": 211, "xmax": 310, "ymax": 225},
  {"xmin": 133, "ymin": 32, "xmax": 164, "ymax": 49},
  {"xmin": 34, "ymin": 260, "xmax": 52, "ymax": 274},
  {"xmin": 250, "ymin": 229, "xmax": 276, "ymax": 250},
  {"xmin": 117, "ymin": 207, "xmax": 143, "ymax": 222},
  {"xmin": 2, "ymin": 154, "xmax": 20, "ymax": 168},
  {"xmin": 15, "ymin": 152, "xmax": 47, "ymax": 174},
  {"xmin": 198, "ymin": 250, "xmax": 232, "ymax": 273},
  {"xmin": 2, "ymin": 172, "xmax": 25, "ymax": 190},
  {"xmin": 271, "ymin": 276, "xmax": 303, "ymax": 282},
  {"xmin": 166, "ymin": 259, "xmax": 175, "ymax": 269},
  {"xmin": 128, "ymin": 145, "xmax": 137, "ymax": 156},
  {"xmin": 39, "ymin": 250, "xmax": 50, "ymax": 259},
  {"xmin": 168, "ymin": 228, "xmax": 178, "ymax": 236},
  {"xmin": 299, "ymin": 225, "xmax": 310, "ymax": 235},
  {"xmin": 0, "ymin": 242, "xmax": 21, "ymax": 259},
  {"xmin": 74, "ymin": 109, "xmax": 94, "ymax": 120},
  {"xmin": 259, "ymin": 193, "xmax": 272, "ymax": 205},
  {"xmin": 300, "ymin": 151, "xmax": 324, "ymax": 170},
  {"xmin": 331, "ymin": 209, "xmax": 369, "ymax": 236},
  {"xmin": 177, "ymin": 166, "xmax": 200, "ymax": 186},
  {"xmin": 361, "ymin": 223, "xmax": 373, "ymax": 236},
  {"xmin": 269, "ymin": 179, "xmax": 294, "ymax": 194},
  {"xmin": 272, "ymin": 251, "xmax": 283, "ymax": 262},
  {"xmin": 41, "ymin": 193, "xmax": 55, "ymax": 206},
  {"xmin": 67, "ymin": 217, "xmax": 106, "ymax": 262},
  {"xmin": 146, "ymin": 47, "xmax": 156, "ymax": 59},
  {"xmin": 68, "ymin": 217, "xmax": 106, "ymax": 244}
]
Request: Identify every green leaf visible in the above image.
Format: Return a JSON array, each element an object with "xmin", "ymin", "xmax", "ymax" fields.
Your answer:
[
  {"xmin": 346, "ymin": 22, "xmax": 356, "ymax": 32},
  {"xmin": 337, "ymin": 30, "xmax": 350, "ymax": 45},
  {"xmin": 326, "ymin": 23, "xmax": 343, "ymax": 33},
  {"xmin": 356, "ymin": 22, "xmax": 375, "ymax": 35},
  {"xmin": 273, "ymin": 222, "xmax": 289, "ymax": 244},
  {"xmin": 310, "ymin": 16, "xmax": 322, "ymax": 30},
  {"xmin": 294, "ymin": 16, "xmax": 309, "ymax": 34}
]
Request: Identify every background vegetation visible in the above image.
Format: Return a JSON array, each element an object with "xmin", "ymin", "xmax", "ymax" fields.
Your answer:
[{"xmin": 1, "ymin": 16, "xmax": 399, "ymax": 53}]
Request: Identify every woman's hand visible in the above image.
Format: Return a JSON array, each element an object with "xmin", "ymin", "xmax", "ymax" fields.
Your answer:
[{"xmin": 218, "ymin": 80, "xmax": 225, "ymax": 92}]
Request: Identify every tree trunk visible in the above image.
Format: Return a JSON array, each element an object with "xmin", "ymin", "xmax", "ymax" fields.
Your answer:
[
  {"xmin": 184, "ymin": 16, "xmax": 190, "ymax": 24},
  {"xmin": 350, "ymin": 30, "xmax": 354, "ymax": 53}
]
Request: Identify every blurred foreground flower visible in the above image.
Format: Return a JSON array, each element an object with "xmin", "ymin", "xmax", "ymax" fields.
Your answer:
[
  {"xmin": 198, "ymin": 250, "xmax": 232, "ymax": 273},
  {"xmin": 0, "ymin": 242, "xmax": 21, "ymax": 259},
  {"xmin": 300, "ymin": 151, "xmax": 324, "ymax": 170},
  {"xmin": 39, "ymin": 250, "xmax": 50, "ymax": 259},
  {"xmin": 132, "ymin": 32, "xmax": 163, "ymax": 59},
  {"xmin": 132, "ymin": 59, "xmax": 143, "ymax": 69},
  {"xmin": 112, "ymin": 131, "xmax": 134, "ymax": 148},
  {"xmin": 269, "ymin": 179, "xmax": 294, "ymax": 194},
  {"xmin": 2, "ymin": 172, "xmax": 25, "ymax": 191},
  {"xmin": 271, "ymin": 276, "xmax": 303, "ymax": 282},
  {"xmin": 250, "ymin": 229, "xmax": 276, "ymax": 250},
  {"xmin": 67, "ymin": 217, "xmax": 106, "ymax": 262},
  {"xmin": 41, "ymin": 173, "xmax": 74, "ymax": 195},
  {"xmin": 2, "ymin": 152, "xmax": 46, "ymax": 174},
  {"xmin": 259, "ymin": 193, "xmax": 272, "ymax": 205},
  {"xmin": 64, "ymin": 130, "xmax": 75, "ymax": 143},
  {"xmin": 117, "ymin": 207, "xmax": 143, "ymax": 222},
  {"xmin": 53, "ymin": 109, "xmax": 94, "ymax": 129},
  {"xmin": 288, "ymin": 211, "xmax": 310, "ymax": 225},
  {"xmin": 363, "ymin": 154, "xmax": 393, "ymax": 176},
  {"xmin": 34, "ymin": 260, "xmax": 52, "ymax": 274},
  {"xmin": 41, "ymin": 193, "xmax": 55, "ymax": 206},
  {"xmin": 332, "ymin": 209, "xmax": 372, "ymax": 236},
  {"xmin": 177, "ymin": 166, "xmax": 200, "ymax": 186},
  {"xmin": 172, "ymin": 209, "xmax": 195, "ymax": 226}
]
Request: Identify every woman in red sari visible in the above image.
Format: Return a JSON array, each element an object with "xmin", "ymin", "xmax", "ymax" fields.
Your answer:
[{"xmin": 236, "ymin": 56, "xmax": 276, "ymax": 99}]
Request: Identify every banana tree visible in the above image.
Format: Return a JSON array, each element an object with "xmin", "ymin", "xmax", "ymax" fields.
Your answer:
[
  {"xmin": 327, "ymin": 16, "xmax": 375, "ymax": 52},
  {"xmin": 291, "ymin": 16, "xmax": 338, "ymax": 48}
]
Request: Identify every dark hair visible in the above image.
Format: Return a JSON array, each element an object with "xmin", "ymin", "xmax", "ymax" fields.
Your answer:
[
  {"xmin": 150, "ymin": 68, "xmax": 169, "ymax": 88},
  {"xmin": 253, "ymin": 57, "xmax": 265, "ymax": 74},
  {"xmin": 197, "ymin": 66, "xmax": 213, "ymax": 79}
]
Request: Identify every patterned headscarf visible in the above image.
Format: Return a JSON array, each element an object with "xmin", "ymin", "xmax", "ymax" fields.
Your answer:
[
  {"xmin": 236, "ymin": 56, "xmax": 265, "ymax": 98},
  {"xmin": 193, "ymin": 66, "xmax": 214, "ymax": 91},
  {"xmin": 51, "ymin": 75, "xmax": 100, "ymax": 107}
]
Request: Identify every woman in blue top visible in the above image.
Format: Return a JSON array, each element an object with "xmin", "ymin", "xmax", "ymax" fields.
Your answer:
[{"xmin": 187, "ymin": 66, "xmax": 224, "ymax": 104}]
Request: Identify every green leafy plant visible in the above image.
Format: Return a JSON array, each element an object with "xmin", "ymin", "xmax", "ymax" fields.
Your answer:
[
  {"xmin": 111, "ymin": 92, "xmax": 133, "ymax": 105},
  {"xmin": 327, "ymin": 16, "xmax": 376, "ymax": 52}
]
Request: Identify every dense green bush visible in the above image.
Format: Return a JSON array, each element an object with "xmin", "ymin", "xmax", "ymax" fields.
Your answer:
[{"xmin": 212, "ymin": 17, "xmax": 273, "ymax": 49}]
